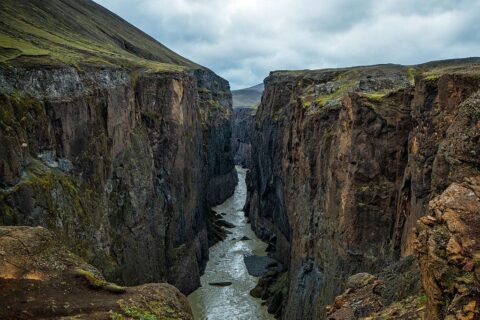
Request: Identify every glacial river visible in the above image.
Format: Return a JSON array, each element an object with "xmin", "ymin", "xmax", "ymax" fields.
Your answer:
[{"xmin": 187, "ymin": 166, "xmax": 274, "ymax": 320}]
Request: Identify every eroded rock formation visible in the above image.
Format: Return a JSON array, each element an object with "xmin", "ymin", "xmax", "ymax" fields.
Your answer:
[{"xmin": 416, "ymin": 177, "xmax": 480, "ymax": 320}]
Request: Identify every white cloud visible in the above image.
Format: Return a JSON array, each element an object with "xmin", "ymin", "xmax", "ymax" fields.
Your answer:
[{"xmin": 94, "ymin": 0, "xmax": 480, "ymax": 89}]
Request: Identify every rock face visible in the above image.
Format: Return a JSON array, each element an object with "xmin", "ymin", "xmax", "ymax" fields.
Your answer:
[
  {"xmin": 0, "ymin": 0, "xmax": 235, "ymax": 295},
  {"xmin": 0, "ymin": 226, "xmax": 193, "ymax": 320},
  {"xmin": 416, "ymin": 177, "xmax": 480, "ymax": 320},
  {"xmin": 232, "ymin": 107, "xmax": 256, "ymax": 167},
  {"xmin": 326, "ymin": 256, "xmax": 424, "ymax": 319},
  {"xmin": 245, "ymin": 59, "xmax": 480, "ymax": 319}
]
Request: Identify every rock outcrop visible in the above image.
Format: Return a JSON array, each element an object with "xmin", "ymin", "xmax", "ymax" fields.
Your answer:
[
  {"xmin": 245, "ymin": 58, "xmax": 480, "ymax": 319},
  {"xmin": 326, "ymin": 256, "xmax": 424, "ymax": 319},
  {"xmin": 416, "ymin": 177, "xmax": 480, "ymax": 320},
  {"xmin": 0, "ymin": 0, "xmax": 235, "ymax": 295},
  {"xmin": 0, "ymin": 226, "xmax": 193, "ymax": 320}
]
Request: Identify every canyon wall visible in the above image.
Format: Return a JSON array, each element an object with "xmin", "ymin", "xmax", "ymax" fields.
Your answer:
[
  {"xmin": 231, "ymin": 107, "xmax": 256, "ymax": 168},
  {"xmin": 0, "ymin": 0, "xmax": 237, "ymax": 296},
  {"xmin": 245, "ymin": 59, "xmax": 480, "ymax": 319},
  {"xmin": 0, "ymin": 65, "xmax": 235, "ymax": 294}
]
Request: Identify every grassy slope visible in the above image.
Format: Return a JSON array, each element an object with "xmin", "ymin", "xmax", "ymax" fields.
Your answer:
[
  {"xmin": 232, "ymin": 83, "xmax": 264, "ymax": 108},
  {"xmin": 0, "ymin": 0, "xmax": 200, "ymax": 71},
  {"xmin": 269, "ymin": 58, "xmax": 480, "ymax": 109}
]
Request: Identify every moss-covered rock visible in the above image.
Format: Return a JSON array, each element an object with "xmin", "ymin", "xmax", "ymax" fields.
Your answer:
[{"xmin": 0, "ymin": 226, "xmax": 193, "ymax": 320}]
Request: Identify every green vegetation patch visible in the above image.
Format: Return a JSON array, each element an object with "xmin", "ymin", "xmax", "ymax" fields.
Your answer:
[
  {"xmin": 360, "ymin": 92, "xmax": 388, "ymax": 103},
  {"xmin": 114, "ymin": 298, "xmax": 189, "ymax": 320},
  {"xmin": 74, "ymin": 268, "xmax": 126, "ymax": 293},
  {"xmin": 407, "ymin": 67, "xmax": 418, "ymax": 84}
]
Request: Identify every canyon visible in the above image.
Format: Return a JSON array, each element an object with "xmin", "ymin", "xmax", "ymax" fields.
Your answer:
[{"xmin": 0, "ymin": 1, "xmax": 479, "ymax": 320}]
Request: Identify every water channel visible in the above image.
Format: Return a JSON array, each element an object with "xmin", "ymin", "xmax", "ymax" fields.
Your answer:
[{"xmin": 187, "ymin": 166, "xmax": 275, "ymax": 320}]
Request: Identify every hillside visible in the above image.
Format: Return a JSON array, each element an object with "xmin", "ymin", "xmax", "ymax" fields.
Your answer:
[
  {"xmin": 232, "ymin": 83, "xmax": 264, "ymax": 108},
  {"xmin": 0, "ymin": 0, "xmax": 198, "ymax": 71}
]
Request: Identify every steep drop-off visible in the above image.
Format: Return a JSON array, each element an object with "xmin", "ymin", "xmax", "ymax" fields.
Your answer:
[
  {"xmin": 246, "ymin": 58, "xmax": 480, "ymax": 319},
  {"xmin": 0, "ymin": 0, "xmax": 236, "ymax": 296},
  {"xmin": 231, "ymin": 84, "xmax": 263, "ymax": 168},
  {"xmin": 232, "ymin": 107, "xmax": 256, "ymax": 168}
]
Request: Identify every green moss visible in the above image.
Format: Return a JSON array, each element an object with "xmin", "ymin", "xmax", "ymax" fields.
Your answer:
[
  {"xmin": 110, "ymin": 312, "xmax": 126, "ymax": 320},
  {"xmin": 361, "ymin": 92, "xmax": 386, "ymax": 102},
  {"xmin": 74, "ymin": 268, "xmax": 126, "ymax": 293},
  {"xmin": 423, "ymin": 73, "xmax": 441, "ymax": 82},
  {"xmin": 118, "ymin": 299, "xmax": 189, "ymax": 320},
  {"xmin": 272, "ymin": 112, "xmax": 283, "ymax": 123},
  {"xmin": 314, "ymin": 81, "xmax": 355, "ymax": 107},
  {"xmin": 74, "ymin": 268, "xmax": 105, "ymax": 288},
  {"xmin": 407, "ymin": 67, "xmax": 418, "ymax": 84},
  {"xmin": 104, "ymin": 283, "xmax": 128, "ymax": 294},
  {"xmin": 172, "ymin": 244, "xmax": 187, "ymax": 260},
  {"xmin": 360, "ymin": 185, "xmax": 370, "ymax": 192},
  {"xmin": 418, "ymin": 294, "xmax": 428, "ymax": 304},
  {"xmin": 121, "ymin": 305, "xmax": 156, "ymax": 320}
]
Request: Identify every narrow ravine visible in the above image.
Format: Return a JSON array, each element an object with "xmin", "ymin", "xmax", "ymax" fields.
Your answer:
[{"xmin": 188, "ymin": 166, "xmax": 274, "ymax": 320}]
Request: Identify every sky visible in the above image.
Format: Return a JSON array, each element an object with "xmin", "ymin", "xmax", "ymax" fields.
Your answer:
[{"xmin": 94, "ymin": 0, "xmax": 480, "ymax": 89}]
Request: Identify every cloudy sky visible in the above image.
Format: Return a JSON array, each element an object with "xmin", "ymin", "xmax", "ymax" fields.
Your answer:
[{"xmin": 94, "ymin": 0, "xmax": 479, "ymax": 89}]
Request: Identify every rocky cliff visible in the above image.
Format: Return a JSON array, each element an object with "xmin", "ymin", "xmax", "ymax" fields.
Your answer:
[
  {"xmin": 245, "ymin": 58, "xmax": 480, "ymax": 319},
  {"xmin": 0, "ymin": 0, "xmax": 236, "ymax": 295}
]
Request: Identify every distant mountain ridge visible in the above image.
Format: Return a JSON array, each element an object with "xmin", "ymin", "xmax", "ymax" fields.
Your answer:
[{"xmin": 232, "ymin": 83, "xmax": 264, "ymax": 108}]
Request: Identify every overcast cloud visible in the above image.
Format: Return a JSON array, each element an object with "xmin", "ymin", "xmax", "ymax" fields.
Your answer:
[{"xmin": 94, "ymin": 0, "xmax": 480, "ymax": 89}]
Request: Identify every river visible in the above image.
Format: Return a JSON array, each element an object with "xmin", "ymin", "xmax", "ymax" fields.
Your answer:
[{"xmin": 187, "ymin": 166, "xmax": 275, "ymax": 320}]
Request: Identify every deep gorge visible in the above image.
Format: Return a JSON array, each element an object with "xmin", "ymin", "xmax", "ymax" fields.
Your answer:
[{"xmin": 0, "ymin": 1, "xmax": 479, "ymax": 319}]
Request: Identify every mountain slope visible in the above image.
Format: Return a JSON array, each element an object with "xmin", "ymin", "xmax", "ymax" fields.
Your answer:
[
  {"xmin": 0, "ymin": 0, "xmax": 197, "ymax": 70},
  {"xmin": 232, "ymin": 83, "xmax": 264, "ymax": 108}
]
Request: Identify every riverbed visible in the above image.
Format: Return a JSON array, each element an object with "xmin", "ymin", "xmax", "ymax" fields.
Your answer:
[{"xmin": 187, "ymin": 166, "xmax": 274, "ymax": 320}]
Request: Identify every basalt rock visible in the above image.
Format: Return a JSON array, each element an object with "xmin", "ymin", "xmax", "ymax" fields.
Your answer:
[
  {"xmin": 250, "ymin": 270, "xmax": 289, "ymax": 318},
  {"xmin": 232, "ymin": 107, "xmax": 256, "ymax": 168},
  {"xmin": 0, "ymin": 226, "xmax": 193, "ymax": 320},
  {"xmin": 246, "ymin": 58, "xmax": 480, "ymax": 319}
]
